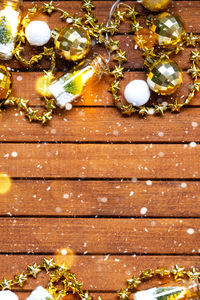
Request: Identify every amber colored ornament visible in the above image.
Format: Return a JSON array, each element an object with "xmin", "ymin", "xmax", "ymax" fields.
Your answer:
[
  {"xmin": 36, "ymin": 72, "xmax": 55, "ymax": 97},
  {"xmin": 0, "ymin": 65, "xmax": 11, "ymax": 100},
  {"xmin": 52, "ymin": 24, "xmax": 91, "ymax": 61},
  {"xmin": 147, "ymin": 59, "xmax": 183, "ymax": 95},
  {"xmin": 134, "ymin": 28, "xmax": 157, "ymax": 50},
  {"xmin": 142, "ymin": 0, "xmax": 171, "ymax": 12},
  {"xmin": 151, "ymin": 12, "xmax": 185, "ymax": 46}
]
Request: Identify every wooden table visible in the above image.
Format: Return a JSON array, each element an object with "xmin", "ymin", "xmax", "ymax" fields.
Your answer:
[{"xmin": 0, "ymin": 0, "xmax": 200, "ymax": 299}]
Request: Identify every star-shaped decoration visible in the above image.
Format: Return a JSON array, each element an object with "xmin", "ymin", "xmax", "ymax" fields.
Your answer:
[
  {"xmin": 14, "ymin": 273, "xmax": 27, "ymax": 287},
  {"xmin": 191, "ymin": 50, "xmax": 200, "ymax": 63},
  {"xmin": 27, "ymin": 263, "xmax": 41, "ymax": 277},
  {"xmin": 187, "ymin": 268, "xmax": 200, "ymax": 280},
  {"xmin": 171, "ymin": 265, "xmax": 185, "ymax": 280},
  {"xmin": 47, "ymin": 281, "xmax": 58, "ymax": 296},
  {"xmin": 139, "ymin": 106, "xmax": 149, "ymax": 115},
  {"xmin": 42, "ymin": 258, "xmax": 56, "ymax": 272},
  {"xmin": 108, "ymin": 20, "xmax": 119, "ymax": 35},
  {"xmin": 72, "ymin": 15, "xmax": 83, "ymax": 26},
  {"xmin": 175, "ymin": 44, "xmax": 185, "ymax": 55},
  {"xmin": 41, "ymin": 112, "xmax": 53, "ymax": 124},
  {"xmin": 185, "ymin": 33, "xmax": 199, "ymax": 47},
  {"xmin": 135, "ymin": 34, "xmax": 147, "ymax": 50},
  {"xmin": 111, "ymin": 65, "xmax": 124, "ymax": 79},
  {"xmin": 131, "ymin": 21, "xmax": 142, "ymax": 33},
  {"xmin": 139, "ymin": 269, "xmax": 154, "ymax": 280},
  {"xmin": 43, "ymin": 1, "xmax": 55, "ymax": 14},
  {"xmin": 154, "ymin": 104, "xmax": 168, "ymax": 115},
  {"xmin": 117, "ymin": 288, "xmax": 131, "ymax": 299},
  {"xmin": 0, "ymin": 278, "xmax": 12, "ymax": 290},
  {"xmin": 114, "ymin": 9, "xmax": 126, "ymax": 22},
  {"xmin": 26, "ymin": 108, "xmax": 39, "ymax": 122},
  {"xmin": 107, "ymin": 39, "xmax": 119, "ymax": 53},
  {"xmin": 126, "ymin": 6, "xmax": 139, "ymax": 20},
  {"xmin": 109, "ymin": 80, "xmax": 120, "ymax": 95},
  {"xmin": 17, "ymin": 98, "xmax": 29, "ymax": 110},
  {"xmin": 85, "ymin": 13, "xmax": 97, "ymax": 25},
  {"xmin": 114, "ymin": 50, "xmax": 127, "ymax": 64},
  {"xmin": 188, "ymin": 64, "xmax": 200, "ymax": 78},
  {"xmin": 60, "ymin": 10, "xmax": 70, "ymax": 20},
  {"xmin": 127, "ymin": 276, "xmax": 141, "ymax": 290},
  {"xmin": 81, "ymin": 0, "xmax": 94, "ymax": 11}
]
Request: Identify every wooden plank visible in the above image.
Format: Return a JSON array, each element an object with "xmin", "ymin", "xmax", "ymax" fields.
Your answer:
[
  {"xmin": 19, "ymin": 1, "xmax": 200, "ymax": 34},
  {"xmin": 0, "ymin": 144, "xmax": 199, "ymax": 178},
  {"xmin": 1, "ymin": 107, "xmax": 200, "ymax": 142},
  {"xmin": 1, "ymin": 180, "xmax": 200, "ymax": 217},
  {"xmin": 0, "ymin": 218, "xmax": 200, "ymax": 254},
  {"xmin": 1, "ymin": 255, "xmax": 200, "ymax": 291},
  {"xmin": 10, "ymin": 71, "xmax": 199, "ymax": 107}
]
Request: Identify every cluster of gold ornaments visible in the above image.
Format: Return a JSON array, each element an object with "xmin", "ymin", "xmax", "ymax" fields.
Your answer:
[
  {"xmin": 0, "ymin": 0, "xmax": 199, "ymax": 122},
  {"xmin": 1, "ymin": 258, "xmax": 200, "ymax": 300}
]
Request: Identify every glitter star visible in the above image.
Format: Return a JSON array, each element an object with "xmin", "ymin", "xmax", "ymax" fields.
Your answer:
[
  {"xmin": 42, "ymin": 258, "xmax": 56, "ymax": 272},
  {"xmin": 27, "ymin": 263, "xmax": 41, "ymax": 278},
  {"xmin": 111, "ymin": 65, "xmax": 124, "ymax": 79},
  {"xmin": 14, "ymin": 273, "xmax": 27, "ymax": 287},
  {"xmin": 114, "ymin": 50, "xmax": 127, "ymax": 64},
  {"xmin": 43, "ymin": 1, "xmax": 55, "ymax": 14},
  {"xmin": 0, "ymin": 278, "xmax": 12, "ymax": 290},
  {"xmin": 117, "ymin": 288, "xmax": 130, "ymax": 299}
]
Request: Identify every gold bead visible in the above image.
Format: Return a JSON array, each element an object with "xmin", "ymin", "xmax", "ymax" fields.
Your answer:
[
  {"xmin": 53, "ymin": 25, "xmax": 91, "ymax": 61},
  {"xmin": 0, "ymin": 66, "xmax": 11, "ymax": 100},
  {"xmin": 142, "ymin": 0, "xmax": 171, "ymax": 12},
  {"xmin": 147, "ymin": 59, "xmax": 183, "ymax": 95},
  {"xmin": 151, "ymin": 12, "xmax": 185, "ymax": 46}
]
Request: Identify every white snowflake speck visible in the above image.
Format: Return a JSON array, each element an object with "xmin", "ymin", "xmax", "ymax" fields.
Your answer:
[
  {"xmin": 187, "ymin": 228, "xmax": 195, "ymax": 235},
  {"xmin": 11, "ymin": 152, "xmax": 18, "ymax": 157},
  {"xmin": 140, "ymin": 207, "xmax": 147, "ymax": 215}
]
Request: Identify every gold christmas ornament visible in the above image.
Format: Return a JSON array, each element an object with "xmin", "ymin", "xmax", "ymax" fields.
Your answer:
[
  {"xmin": 0, "ymin": 65, "xmax": 11, "ymax": 99},
  {"xmin": 142, "ymin": 0, "xmax": 171, "ymax": 12},
  {"xmin": 147, "ymin": 59, "xmax": 183, "ymax": 95},
  {"xmin": 151, "ymin": 12, "xmax": 185, "ymax": 46},
  {"xmin": 52, "ymin": 24, "xmax": 91, "ymax": 61}
]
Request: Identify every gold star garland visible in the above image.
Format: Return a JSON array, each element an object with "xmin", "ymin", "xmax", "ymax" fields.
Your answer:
[
  {"xmin": 1, "ymin": 258, "xmax": 200, "ymax": 300},
  {"xmin": 2, "ymin": 0, "xmax": 200, "ymax": 123}
]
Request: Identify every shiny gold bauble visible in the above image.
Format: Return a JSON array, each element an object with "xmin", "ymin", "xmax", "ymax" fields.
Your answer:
[
  {"xmin": 0, "ymin": 66, "xmax": 11, "ymax": 100},
  {"xmin": 36, "ymin": 72, "xmax": 55, "ymax": 97},
  {"xmin": 53, "ymin": 25, "xmax": 91, "ymax": 61},
  {"xmin": 151, "ymin": 12, "xmax": 185, "ymax": 46},
  {"xmin": 147, "ymin": 59, "xmax": 183, "ymax": 95},
  {"xmin": 142, "ymin": 0, "xmax": 171, "ymax": 12}
]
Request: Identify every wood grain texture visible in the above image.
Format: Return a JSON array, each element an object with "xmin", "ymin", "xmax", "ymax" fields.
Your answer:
[
  {"xmin": 0, "ymin": 144, "xmax": 199, "ymax": 178},
  {"xmin": 1, "ymin": 255, "xmax": 200, "ymax": 291},
  {"xmin": 0, "ymin": 180, "xmax": 200, "ymax": 217},
  {"xmin": 0, "ymin": 218, "xmax": 199, "ymax": 254},
  {"xmin": 10, "ymin": 72, "xmax": 200, "ymax": 107},
  {"xmin": 1, "ymin": 107, "xmax": 200, "ymax": 142},
  {"xmin": 0, "ymin": 1, "xmax": 199, "ymax": 296}
]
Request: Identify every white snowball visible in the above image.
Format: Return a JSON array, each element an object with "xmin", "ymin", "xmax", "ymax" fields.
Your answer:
[
  {"xmin": 124, "ymin": 80, "xmax": 150, "ymax": 107},
  {"xmin": 0, "ymin": 290, "xmax": 18, "ymax": 300},
  {"xmin": 26, "ymin": 286, "xmax": 53, "ymax": 300},
  {"xmin": 25, "ymin": 21, "xmax": 51, "ymax": 46}
]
